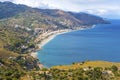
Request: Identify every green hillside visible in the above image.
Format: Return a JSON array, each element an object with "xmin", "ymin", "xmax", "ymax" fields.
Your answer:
[{"xmin": 27, "ymin": 61, "xmax": 120, "ymax": 80}]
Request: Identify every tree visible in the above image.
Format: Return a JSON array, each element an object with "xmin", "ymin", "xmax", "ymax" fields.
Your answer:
[{"xmin": 111, "ymin": 65, "xmax": 118, "ymax": 72}]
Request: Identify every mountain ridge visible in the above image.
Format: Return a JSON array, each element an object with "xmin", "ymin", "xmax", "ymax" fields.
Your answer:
[{"xmin": 0, "ymin": 1, "xmax": 108, "ymax": 27}]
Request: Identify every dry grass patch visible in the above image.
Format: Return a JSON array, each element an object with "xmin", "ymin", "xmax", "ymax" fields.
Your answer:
[{"xmin": 52, "ymin": 61, "xmax": 120, "ymax": 70}]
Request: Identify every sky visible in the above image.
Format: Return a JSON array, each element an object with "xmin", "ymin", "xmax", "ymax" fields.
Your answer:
[{"xmin": 0, "ymin": 0, "xmax": 120, "ymax": 19}]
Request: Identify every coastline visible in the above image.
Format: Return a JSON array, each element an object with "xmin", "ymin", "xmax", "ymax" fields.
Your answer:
[
  {"xmin": 35, "ymin": 26, "xmax": 93, "ymax": 50},
  {"xmin": 30, "ymin": 27, "xmax": 91, "ymax": 68},
  {"xmin": 30, "ymin": 29, "xmax": 72, "ymax": 59}
]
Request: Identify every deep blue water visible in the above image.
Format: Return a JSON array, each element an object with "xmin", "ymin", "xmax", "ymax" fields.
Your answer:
[{"xmin": 37, "ymin": 20, "xmax": 120, "ymax": 67}]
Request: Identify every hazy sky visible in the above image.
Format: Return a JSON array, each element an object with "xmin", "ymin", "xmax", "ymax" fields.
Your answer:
[{"xmin": 0, "ymin": 0, "xmax": 120, "ymax": 19}]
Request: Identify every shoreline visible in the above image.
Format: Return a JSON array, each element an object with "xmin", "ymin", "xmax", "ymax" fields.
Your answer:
[
  {"xmin": 35, "ymin": 26, "xmax": 93, "ymax": 51},
  {"xmin": 30, "ymin": 26, "xmax": 92, "ymax": 68},
  {"xmin": 30, "ymin": 29, "xmax": 72, "ymax": 58}
]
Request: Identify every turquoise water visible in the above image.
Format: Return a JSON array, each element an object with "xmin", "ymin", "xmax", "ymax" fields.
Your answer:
[{"xmin": 37, "ymin": 20, "xmax": 120, "ymax": 67}]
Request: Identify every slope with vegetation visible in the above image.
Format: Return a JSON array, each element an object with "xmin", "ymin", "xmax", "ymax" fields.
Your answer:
[{"xmin": 34, "ymin": 61, "xmax": 120, "ymax": 80}]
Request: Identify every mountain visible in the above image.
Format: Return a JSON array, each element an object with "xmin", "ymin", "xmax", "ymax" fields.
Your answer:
[
  {"xmin": 0, "ymin": 2, "xmax": 108, "ymax": 29},
  {"xmin": 0, "ymin": 1, "xmax": 30, "ymax": 19},
  {"xmin": 68, "ymin": 12, "xmax": 109, "ymax": 25}
]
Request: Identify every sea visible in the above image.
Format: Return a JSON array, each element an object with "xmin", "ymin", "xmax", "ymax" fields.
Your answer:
[{"xmin": 37, "ymin": 19, "xmax": 120, "ymax": 67}]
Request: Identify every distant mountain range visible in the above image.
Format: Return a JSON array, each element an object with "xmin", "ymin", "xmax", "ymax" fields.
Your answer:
[{"xmin": 0, "ymin": 1, "xmax": 109, "ymax": 29}]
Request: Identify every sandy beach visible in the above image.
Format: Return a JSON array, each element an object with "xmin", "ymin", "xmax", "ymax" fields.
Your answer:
[
  {"xmin": 38, "ymin": 29, "xmax": 73, "ymax": 48},
  {"xmin": 30, "ymin": 52, "xmax": 38, "ymax": 58},
  {"xmin": 38, "ymin": 33, "xmax": 57, "ymax": 48}
]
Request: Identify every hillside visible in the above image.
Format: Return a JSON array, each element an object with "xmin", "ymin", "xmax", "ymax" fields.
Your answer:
[
  {"xmin": 0, "ymin": 48, "xmax": 39, "ymax": 79},
  {"xmin": 0, "ymin": 1, "xmax": 111, "ymax": 80},
  {"xmin": 0, "ymin": 2, "xmax": 108, "ymax": 28},
  {"xmin": 30, "ymin": 61, "xmax": 120, "ymax": 80},
  {"xmin": 53, "ymin": 61, "xmax": 120, "ymax": 70},
  {"xmin": 0, "ymin": 1, "xmax": 29, "ymax": 19},
  {"xmin": 69, "ymin": 12, "xmax": 109, "ymax": 25}
]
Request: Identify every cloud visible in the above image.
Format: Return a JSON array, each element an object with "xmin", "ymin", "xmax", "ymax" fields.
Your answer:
[
  {"xmin": 85, "ymin": 9, "xmax": 108, "ymax": 15},
  {"xmin": 0, "ymin": 0, "xmax": 120, "ymax": 18}
]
